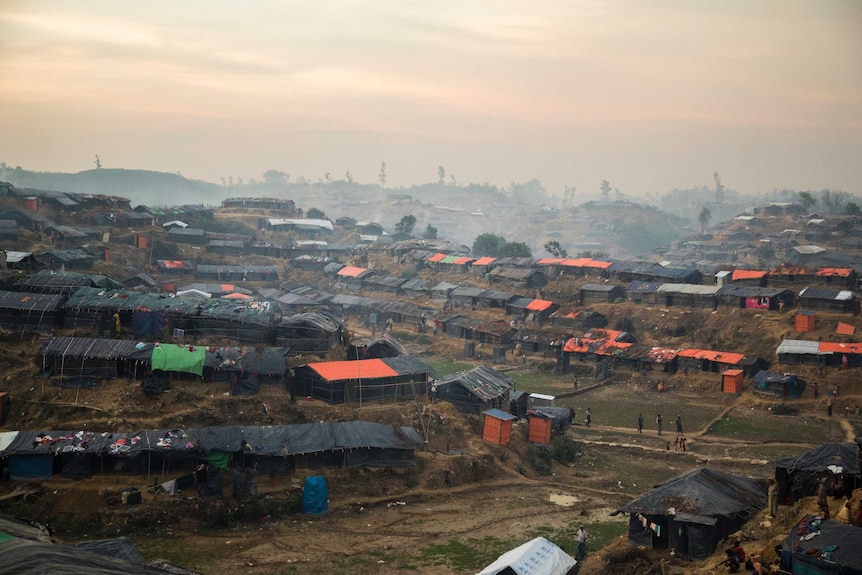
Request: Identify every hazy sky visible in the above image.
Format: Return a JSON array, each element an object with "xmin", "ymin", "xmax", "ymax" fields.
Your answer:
[{"xmin": 1, "ymin": 1, "xmax": 860, "ymax": 197}]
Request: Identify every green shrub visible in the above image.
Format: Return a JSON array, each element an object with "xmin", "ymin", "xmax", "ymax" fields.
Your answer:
[
  {"xmin": 552, "ymin": 435, "xmax": 583, "ymax": 466},
  {"xmin": 528, "ymin": 445, "xmax": 552, "ymax": 476}
]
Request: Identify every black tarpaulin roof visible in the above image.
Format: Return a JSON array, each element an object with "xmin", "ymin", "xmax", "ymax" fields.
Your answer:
[
  {"xmin": 771, "ymin": 442, "xmax": 860, "ymax": 475},
  {"xmin": 40, "ymin": 337, "xmax": 152, "ymax": 360},
  {"xmin": 381, "ymin": 355, "xmax": 432, "ymax": 376},
  {"xmin": 0, "ymin": 538, "xmax": 172, "ymax": 575},
  {"xmin": 204, "ymin": 346, "xmax": 289, "ymax": 374},
  {"xmin": 613, "ymin": 467, "xmax": 766, "ymax": 519},
  {"xmin": 1, "ymin": 422, "xmax": 423, "ymax": 458},
  {"xmin": 0, "ymin": 291, "xmax": 64, "ymax": 312},
  {"xmin": 782, "ymin": 517, "xmax": 862, "ymax": 574},
  {"xmin": 73, "ymin": 537, "xmax": 145, "ymax": 564},
  {"xmin": 279, "ymin": 310, "xmax": 344, "ymax": 332},
  {"xmin": 23, "ymin": 271, "xmax": 122, "ymax": 292}
]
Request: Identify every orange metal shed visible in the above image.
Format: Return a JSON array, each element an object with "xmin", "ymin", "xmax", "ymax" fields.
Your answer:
[
  {"xmin": 722, "ymin": 369, "xmax": 744, "ymax": 393},
  {"xmin": 483, "ymin": 409, "xmax": 517, "ymax": 445},
  {"xmin": 795, "ymin": 311, "xmax": 815, "ymax": 333}
]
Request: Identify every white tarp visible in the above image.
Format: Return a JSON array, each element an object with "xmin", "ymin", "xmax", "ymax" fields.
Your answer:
[{"xmin": 476, "ymin": 537, "xmax": 576, "ymax": 575}]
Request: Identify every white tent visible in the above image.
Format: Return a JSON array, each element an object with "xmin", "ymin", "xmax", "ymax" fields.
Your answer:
[{"xmin": 476, "ymin": 537, "xmax": 576, "ymax": 575}]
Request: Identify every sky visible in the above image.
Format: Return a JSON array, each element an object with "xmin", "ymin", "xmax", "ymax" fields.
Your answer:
[{"xmin": 1, "ymin": 0, "xmax": 860, "ymax": 197}]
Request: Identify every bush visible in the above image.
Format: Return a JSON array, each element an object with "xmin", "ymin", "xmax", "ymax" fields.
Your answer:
[
  {"xmin": 528, "ymin": 445, "xmax": 552, "ymax": 476},
  {"xmin": 771, "ymin": 404, "xmax": 799, "ymax": 416},
  {"xmin": 552, "ymin": 435, "xmax": 583, "ymax": 466}
]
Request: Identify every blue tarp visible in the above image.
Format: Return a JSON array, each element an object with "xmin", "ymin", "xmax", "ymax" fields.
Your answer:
[
  {"xmin": 8, "ymin": 454, "xmax": 53, "ymax": 481},
  {"xmin": 132, "ymin": 311, "xmax": 167, "ymax": 339},
  {"xmin": 753, "ymin": 370, "xmax": 805, "ymax": 399},
  {"xmin": 302, "ymin": 475, "xmax": 328, "ymax": 515}
]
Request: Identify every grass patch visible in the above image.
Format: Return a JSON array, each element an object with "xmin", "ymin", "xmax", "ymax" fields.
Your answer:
[
  {"xmin": 134, "ymin": 535, "xmax": 213, "ymax": 572},
  {"xmin": 419, "ymin": 536, "xmax": 512, "ymax": 571},
  {"xmin": 423, "ymin": 358, "xmax": 475, "ymax": 377},
  {"xmin": 526, "ymin": 519, "xmax": 628, "ymax": 556},
  {"xmin": 706, "ymin": 410, "xmax": 845, "ymax": 443}
]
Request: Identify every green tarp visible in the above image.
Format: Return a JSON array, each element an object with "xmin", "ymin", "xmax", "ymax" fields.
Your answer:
[
  {"xmin": 150, "ymin": 344, "xmax": 206, "ymax": 376},
  {"xmin": 201, "ymin": 451, "xmax": 232, "ymax": 471}
]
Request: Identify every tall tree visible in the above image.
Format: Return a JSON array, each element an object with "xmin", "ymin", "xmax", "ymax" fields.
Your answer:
[
  {"xmin": 422, "ymin": 224, "xmax": 438, "ymax": 240},
  {"xmin": 499, "ymin": 241, "xmax": 532, "ymax": 258},
  {"xmin": 714, "ymin": 171, "xmax": 725, "ymax": 203},
  {"xmin": 544, "ymin": 240, "xmax": 568, "ymax": 258},
  {"xmin": 394, "ymin": 214, "xmax": 417, "ymax": 236},
  {"xmin": 844, "ymin": 202, "xmax": 861, "ymax": 216},
  {"xmin": 799, "ymin": 191, "xmax": 817, "ymax": 210},
  {"xmin": 472, "ymin": 233, "xmax": 506, "ymax": 256},
  {"xmin": 94, "ymin": 155, "xmax": 102, "ymax": 169},
  {"xmin": 379, "ymin": 161, "xmax": 387, "ymax": 187},
  {"xmin": 307, "ymin": 207, "xmax": 325, "ymax": 219},
  {"xmin": 820, "ymin": 189, "xmax": 849, "ymax": 215},
  {"xmin": 698, "ymin": 206, "xmax": 712, "ymax": 232},
  {"xmin": 437, "ymin": 166, "xmax": 446, "ymax": 185},
  {"xmin": 345, "ymin": 171, "xmax": 353, "ymax": 184},
  {"xmin": 600, "ymin": 180, "xmax": 611, "ymax": 200},
  {"xmin": 263, "ymin": 169, "xmax": 288, "ymax": 185}
]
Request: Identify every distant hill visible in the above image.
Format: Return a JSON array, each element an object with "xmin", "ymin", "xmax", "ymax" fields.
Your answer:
[{"xmin": 0, "ymin": 167, "xmax": 224, "ymax": 207}]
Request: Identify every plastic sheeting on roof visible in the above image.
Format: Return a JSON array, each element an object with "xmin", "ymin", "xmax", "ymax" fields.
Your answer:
[
  {"xmin": 772, "ymin": 443, "xmax": 860, "ymax": 475},
  {"xmin": 614, "ymin": 467, "xmax": 766, "ymax": 519}
]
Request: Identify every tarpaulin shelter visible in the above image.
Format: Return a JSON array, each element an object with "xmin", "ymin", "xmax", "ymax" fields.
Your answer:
[
  {"xmin": 203, "ymin": 345, "xmax": 289, "ymax": 395},
  {"xmin": 151, "ymin": 344, "xmax": 206, "ymax": 377},
  {"xmin": 40, "ymin": 336, "xmax": 153, "ymax": 381},
  {"xmin": 772, "ymin": 443, "xmax": 860, "ymax": 503},
  {"xmin": 276, "ymin": 310, "xmax": 344, "ymax": 354},
  {"xmin": 753, "ymin": 370, "xmax": 806, "ymax": 398},
  {"xmin": 781, "ymin": 516, "xmax": 862, "ymax": 575},
  {"xmin": 612, "ymin": 467, "xmax": 766, "ymax": 560},
  {"xmin": 347, "ymin": 334, "xmax": 409, "ymax": 360},
  {"xmin": 21, "ymin": 270, "xmax": 122, "ymax": 295},
  {"xmin": 295, "ymin": 356, "xmax": 431, "ymax": 404},
  {"xmin": 0, "ymin": 537, "xmax": 180, "ymax": 575},
  {"xmin": 0, "ymin": 290, "xmax": 64, "ymax": 333},
  {"xmin": 435, "ymin": 365, "xmax": 514, "ymax": 415},
  {"xmin": 528, "ymin": 407, "xmax": 573, "ymax": 445},
  {"xmin": 193, "ymin": 299, "xmax": 278, "ymax": 343},
  {"xmin": 476, "ymin": 537, "xmax": 576, "ymax": 575}
]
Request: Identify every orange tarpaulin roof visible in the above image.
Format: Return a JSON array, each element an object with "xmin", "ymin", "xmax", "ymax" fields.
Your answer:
[
  {"xmin": 819, "ymin": 342, "xmax": 862, "ymax": 354},
  {"xmin": 526, "ymin": 299, "xmax": 554, "ymax": 311},
  {"xmin": 836, "ymin": 322, "xmax": 856, "ymax": 335},
  {"xmin": 732, "ymin": 270, "xmax": 767, "ymax": 280},
  {"xmin": 308, "ymin": 359, "xmax": 398, "ymax": 381},
  {"xmin": 223, "ymin": 292, "xmax": 251, "ymax": 300},
  {"xmin": 677, "ymin": 348, "xmax": 746, "ymax": 365},
  {"xmin": 473, "ymin": 257, "xmax": 496, "ymax": 266},
  {"xmin": 336, "ymin": 266, "xmax": 368, "ymax": 278},
  {"xmin": 220, "ymin": 284, "xmax": 236, "ymax": 291},
  {"xmin": 560, "ymin": 258, "xmax": 612, "ymax": 269},
  {"xmin": 816, "ymin": 268, "xmax": 854, "ymax": 277},
  {"xmin": 160, "ymin": 260, "xmax": 187, "ymax": 269},
  {"xmin": 452, "ymin": 257, "xmax": 473, "ymax": 265},
  {"xmin": 536, "ymin": 258, "xmax": 564, "ymax": 265}
]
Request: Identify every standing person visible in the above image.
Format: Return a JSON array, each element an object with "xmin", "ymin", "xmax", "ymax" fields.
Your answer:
[
  {"xmin": 680, "ymin": 436, "xmax": 687, "ymax": 452},
  {"xmin": 656, "ymin": 414, "xmax": 663, "ymax": 435},
  {"xmin": 827, "ymin": 397, "xmax": 834, "ymax": 417},
  {"xmin": 585, "ymin": 408, "xmax": 592, "ymax": 428},
  {"xmin": 817, "ymin": 472, "xmax": 831, "ymax": 519},
  {"xmin": 675, "ymin": 415, "xmax": 683, "ymax": 437},
  {"xmin": 813, "ymin": 382, "xmax": 820, "ymax": 399},
  {"xmin": 637, "ymin": 413, "xmax": 643, "ymax": 434},
  {"xmin": 674, "ymin": 437, "xmax": 680, "ymax": 451},
  {"xmin": 113, "ymin": 312, "xmax": 122, "ymax": 337},
  {"xmin": 429, "ymin": 379, "xmax": 438, "ymax": 403},
  {"xmin": 576, "ymin": 525, "xmax": 588, "ymax": 560},
  {"xmin": 767, "ymin": 478, "xmax": 779, "ymax": 517}
]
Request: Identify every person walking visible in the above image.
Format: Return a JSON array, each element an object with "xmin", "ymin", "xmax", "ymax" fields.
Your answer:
[
  {"xmin": 637, "ymin": 413, "xmax": 643, "ymax": 434},
  {"xmin": 656, "ymin": 414, "xmax": 663, "ymax": 435},
  {"xmin": 576, "ymin": 525, "xmax": 588, "ymax": 560},
  {"xmin": 585, "ymin": 408, "xmax": 592, "ymax": 428},
  {"xmin": 675, "ymin": 415, "xmax": 683, "ymax": 437},
  {"xmin": 680, "ymin": 436, "xmax": 687, "ymax": 452}
]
